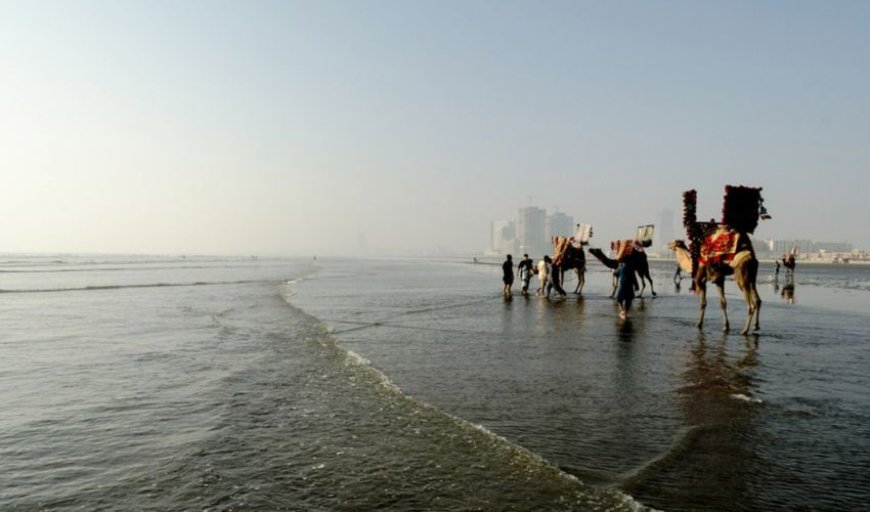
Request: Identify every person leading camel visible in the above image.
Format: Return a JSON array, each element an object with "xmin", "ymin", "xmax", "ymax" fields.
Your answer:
[{"xmin": 615, "ymin": 261, "xmax": 638, "ymax": 320}]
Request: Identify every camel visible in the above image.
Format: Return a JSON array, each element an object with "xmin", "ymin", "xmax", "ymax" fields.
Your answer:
[
  {"xmin": 588, "ymin": 247, "xmax": 657, "ymax": 298},
  {"xmin": 674, "ymin": 185, "xmax": 769, "ymax": 335},
  {"xmin": 782, "ymin": 254, "xmax": 796, "ymax": 282},
  {"xmin": 551, "ymin": 234, "xmax": 589, "ymax": 296},
  {"xmin": 557, "ymin": 244, "xmax": 587, "ymax": 294},
  {"xmin": 669, "ymin": 236, "xmax": 761, "ymax": 335},
  {"xmin": 551, "ymin": 224, "xmax": 593, "ymax": 295}
]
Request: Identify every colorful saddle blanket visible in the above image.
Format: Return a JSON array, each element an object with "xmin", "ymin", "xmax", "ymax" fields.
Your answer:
[
  {"xmin": 551, "ymin": 236, "xmax": 572, "ymax": 266},
  {"xmin": 610, "ymin": 240, "xmax": 644, "ymax": 261},
  {"xmin": 699, "ymin": 227, "xmax": 740, "ymax": 265}
]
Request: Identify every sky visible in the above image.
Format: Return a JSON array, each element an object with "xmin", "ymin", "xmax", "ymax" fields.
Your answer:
[{"xmin": 2, "ymin": 0, "xmax": 869, "ymax": 256}]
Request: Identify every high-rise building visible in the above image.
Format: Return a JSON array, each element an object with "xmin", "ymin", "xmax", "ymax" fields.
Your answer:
[
  {"xmin": 546, "ymin": 212, "xmax": 575, "ymax": 240},
  {"xmin": 489, "ymin": 220, "xmax": 516, "ymax": 255},
  {"xmin": 516, "ymin": 206, "xmax": 547, "ymax": 257},
  {"xmin": 657, "ymin": 209, "xmax": 675, "ymax": 255}
]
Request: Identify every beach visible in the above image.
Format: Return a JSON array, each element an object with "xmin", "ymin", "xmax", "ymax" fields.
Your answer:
[{"xmin": 2, "ymin": 255, "xmax": 869, "ymax": 511}]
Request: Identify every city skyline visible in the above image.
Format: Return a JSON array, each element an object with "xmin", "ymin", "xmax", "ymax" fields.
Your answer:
[{"xmin": 487, "ymin": 201, "xmax": 861, "ymax": 258}]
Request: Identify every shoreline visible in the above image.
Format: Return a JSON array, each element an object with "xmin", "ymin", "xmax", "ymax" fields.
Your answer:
[{"xmin": 472, "ymin": 256, "xmax": 870, "ymax": 266}]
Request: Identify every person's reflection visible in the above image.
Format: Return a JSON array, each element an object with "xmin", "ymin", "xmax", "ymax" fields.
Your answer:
[
  {"xmin": 617, "ymin": 317, "xmax": 634, "ymax": 343},
  {"xmin": 781, "ymin": 283, "xmax": 795, "ymax": 304}
]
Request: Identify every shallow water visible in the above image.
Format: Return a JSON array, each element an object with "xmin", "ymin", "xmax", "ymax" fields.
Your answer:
[
  {"xmin": 291, "ymin": 258, "xmax": 870, "ymax": 512},
  {"xmin": 2, "ymin": 255, "xmax": 868, "ymax": 511}
]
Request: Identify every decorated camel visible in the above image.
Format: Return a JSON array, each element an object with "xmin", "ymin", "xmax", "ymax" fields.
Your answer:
[
  {"xmin": 588, "ymin": 246, "xmax": 656, "ymax": 298},
  {"xmin": 587, "ymin": 224, "xmax": 657, "ymax": 298},
  {"xmin": 551, "ymin": 224, "xmax": 592, "ymax": 295},
  {"xmin": 782, "ymin": 252, "xmax": 796, "ymax": 282},
  {"xmin": 669, "ymin": 186, "xmax": 769, "ymax": 335}
]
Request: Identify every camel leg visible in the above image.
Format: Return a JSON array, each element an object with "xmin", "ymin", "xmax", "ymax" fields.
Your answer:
[
  {"xmin": 644, "ymin": 271, "xmax": 657, "ymax": 297},
  {"xmin": 739, "ymin": 259, "xmax": 761, "ymax": 334},
  {"xmin": 740, "ymin": 286, "xmax": 754, "ymax": 335},
  {"xmin": 637, "ymin": 273, "xmax": 645, "ymax": 298},
  {"xmin": 696, "ymin": 280, "xmax": 707, "ymax": 329},
  {"xmin": 610, "ymin": 271, "xmax": 617, "ymax": 298},
  {"xmin": 716, "ymin": 281, "xmax": 729, "ymax": 333},
  {"xmin": 573, "ymin": 270, "xmax": 585, "ymax": 295},
  {"xmin": 742, "ymin": 284, "xmax": 761, "ymax": 334},
  {"xmin": 753, "ymin": 287, "xmax": 762, "ymax": 331}
]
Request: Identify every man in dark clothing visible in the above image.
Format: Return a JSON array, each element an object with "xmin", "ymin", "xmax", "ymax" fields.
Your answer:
[
  {"xmin": 502, "ymin": 255, "xmax": 514, "ymax": 296},
  {"xmin": 517, "ymin": 254, "xmax": 534, "ymax": 296},
  {"xmin": 546, "ymin": 262, "xmax": 567, "ymax": 298}
]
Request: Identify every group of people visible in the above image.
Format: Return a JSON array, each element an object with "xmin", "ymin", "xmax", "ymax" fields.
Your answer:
[
  {"xmin": 502, "ymin": 253, "xmax": 638, "ymax": 320},
  {"xmin": 502, "ymin": 254, "xmax": 568, "ymax": 299}
]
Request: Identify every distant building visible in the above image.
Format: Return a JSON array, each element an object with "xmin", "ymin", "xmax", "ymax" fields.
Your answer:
[
  {"xmin": 772, "ymin": 239, "xmax": 813, "ymax": 255},
  {"xmin": 656, "ymin": 209, "xmax": 675, "ymax": 255},
  {"xmin": 756, "ymin": 238, "xmax": 774, "ymax": 252},
  {"xmin": 546, "ymin": 211, "xmax": 574, "ymax": 240},
  {"xmin": 488, "ymin": 220, "xmax": 516, "ymax": 256},
  {"xmin": 487, "ymin": 205, "xmax": 588, "ymax": 258},
  {"xmin": 517, "ymin": 206, "xmax": 548, "ymax": 257},
  {"xmin": 754, "ymin": 239, "xmax": 855, "ymax": 260},
  {"xmin": 813, "ymin": 241, "xmax": 853, "ymax": 253}
]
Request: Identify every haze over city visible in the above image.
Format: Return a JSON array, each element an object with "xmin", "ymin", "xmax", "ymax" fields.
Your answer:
[{"xmin": 2, "ymin": 1, "xmax": 869, "ymax": 256}]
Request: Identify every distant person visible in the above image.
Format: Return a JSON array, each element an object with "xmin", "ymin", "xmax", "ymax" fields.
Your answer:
[
  {"xmin": 673, "ymin": 265, "xmax": 682, "ymax": 284},
  {"xmin": 615, "ymin": 261, "xmax": 638, "ymax": 320},
  {"xmin": 774, "ymin": 260, "xmax": 780, "ymax": 279},
  {"xmin": 502, "ymin": 254, "xmax": 514, "ymax": 296},
  {"xmin": 517, "ymin": 254, "xmax": 534, "ymax": 296},
  {"xmin": 536, "ymin": 256, "xmax": 551, "ymax": 296}
]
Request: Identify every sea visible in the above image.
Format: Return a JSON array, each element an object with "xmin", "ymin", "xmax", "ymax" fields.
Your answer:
[{"xmin": 2, "ymin": 253, "xmax": 869, "ymax": 511}]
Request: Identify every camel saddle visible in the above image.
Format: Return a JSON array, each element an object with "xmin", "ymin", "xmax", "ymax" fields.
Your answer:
[
  {"xmin": 610, "ymin": 239, "xmax": 644, "ymax": 261},
  {"xmin": 699, "ymin": 226, "xmax": 741, "ymax": 265},
  {"xmin": 551, "ymin": 236, "xmax": 573, "ymax": 266}
]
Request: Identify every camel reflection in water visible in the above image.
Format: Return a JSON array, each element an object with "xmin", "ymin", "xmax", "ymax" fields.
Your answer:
[
  {"xmin": 773, "ymin": 277, "xmax": 797, "ymax": 305},
  {"xmin": 626, "ymin": 333, "xmax": 762, "ymax": 511},
  {"xmin": 781, "ymin": 283, "xmax": 796, "ymax": 304}
]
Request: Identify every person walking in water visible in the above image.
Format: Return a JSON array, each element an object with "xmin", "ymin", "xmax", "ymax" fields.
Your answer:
[
  {"xmin": 547, "ymin": 262, "xmax": 567, "ymax": 298},
  {"xmin": 502, "ymin": 254, "xmax": 514, "ymax": 296},
  {"xmin": 517, "ymin": 254, "xmax": 534, "ymax": 296},
  {"xmin": 615, "ymin": 261, "xmax": 638, "ymax": 320},
  {"xmin": 536, "ymin": 256, "xmax": 550, "ymax": 296}
]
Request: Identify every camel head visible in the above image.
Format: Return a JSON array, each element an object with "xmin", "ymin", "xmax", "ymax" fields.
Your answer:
[
  {"xmin": 587, "ymin": 247, "xmax": 618, "ymax": 270},
  {"xmin": 669, "ymin": 240, "xmax": 695, "ymax": 274}
]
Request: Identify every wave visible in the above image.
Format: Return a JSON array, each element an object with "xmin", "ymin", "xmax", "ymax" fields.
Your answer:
[
  {"xmin": 0, "ymin": 263, "xmax": 293, "ymax": 274},
  {"xmin": 0, "ymin": 280, "xmax": 270, "ymax": 294},
  {"xmin": 279, "ymin": 280, "xmax": 656, "ymax": 512}
]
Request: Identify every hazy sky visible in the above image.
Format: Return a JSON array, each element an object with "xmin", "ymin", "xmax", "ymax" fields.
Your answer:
[{"xmin": 2, "ymin": 1, "xmax": 869, "ymax": 256}]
